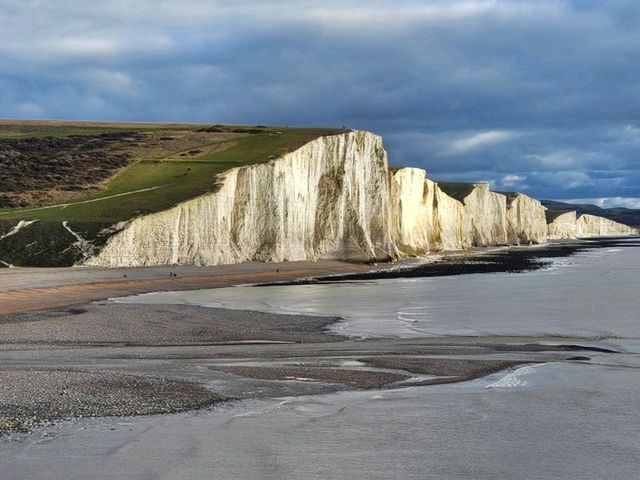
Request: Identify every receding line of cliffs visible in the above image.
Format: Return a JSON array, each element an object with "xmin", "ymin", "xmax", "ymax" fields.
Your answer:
[{"xmin": 67, "ymin": 130, "xmax": 634, "ymax": 267}]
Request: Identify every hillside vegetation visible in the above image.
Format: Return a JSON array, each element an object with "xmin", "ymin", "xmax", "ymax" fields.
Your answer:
[
  {"xmin": 0, "ymin": 120, "xmax": 346, "ymax": 266},
  {"xmin": 0, "ymin": 121, "xmax": 346, "ymax": 223},
  {"xmin": 437, "ymin": 182, "xmax": 478, "ymax": 202},
  {"xmin": 541, "ymin": 199, "xmax": 640, "ymax": 228}
]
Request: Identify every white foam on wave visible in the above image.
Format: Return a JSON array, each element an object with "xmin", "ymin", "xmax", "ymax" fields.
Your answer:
[
  {"xmin": 576, "ymin": 247, "xmax": 622, "ymax": 258},
  {"xmin": 486, "ymin": 364, "xmax": 543, "ymax": 389},
  {"xmin": 537, "ymin": 257, "xmax": 575, "ymax": 273}
]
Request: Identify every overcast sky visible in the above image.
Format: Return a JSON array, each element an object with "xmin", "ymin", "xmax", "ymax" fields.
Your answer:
[{"xmin": 1, "ymin": 0, "xmax": 639, "ymax": 207}]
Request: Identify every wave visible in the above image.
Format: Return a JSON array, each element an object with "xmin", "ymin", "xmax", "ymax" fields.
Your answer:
[{"xmin": 486, "ymin": 364, "xmax": 544, "ymax": 389}]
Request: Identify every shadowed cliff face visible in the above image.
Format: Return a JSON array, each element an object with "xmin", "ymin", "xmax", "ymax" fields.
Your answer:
[{"xmin": 547, "ymin": 211, "xmax": 577, "ymax": 240}]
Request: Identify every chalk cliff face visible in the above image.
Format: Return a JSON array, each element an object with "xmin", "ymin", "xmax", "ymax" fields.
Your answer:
[
  {"xmin": 87, "ymin": 131, "xmax": 397, "ymax": 267},
  {"xmin": 576, "ymin": 214, "xmax": 636, "ymax": 237},
  {"xmin": 426, "ymin": 179, "xmax": 469, "ymax": 251},
  {"xmin": 79, "ymin": 129, "xmax": 637, "ymax": 268},
  {"xmin": 546, "ymin": 211, "xmax": 577, "ymax": 239},
  {"xmin": 390, "ymin": 168, "xmax": 431, "ymax": 255},
  {"xmin": 459, "ymin": 184, "xmax": 508, "ymax": 247},
  {"xmin": 505, "ymin": 194, "xmax": 548, "ymax": 245},
  {"xmin": 389, "ymin": 169, "xmax": 468, "ymax": 254}
]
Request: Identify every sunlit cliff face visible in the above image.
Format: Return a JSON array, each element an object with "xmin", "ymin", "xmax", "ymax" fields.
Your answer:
[{"xmin": 84, "ymin": 131, "xmax": 635, "ymax": 268}]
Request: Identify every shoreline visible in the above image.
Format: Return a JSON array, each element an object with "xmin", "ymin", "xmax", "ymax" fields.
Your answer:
[
  {"xmin": 270, "ymin": 236, "xmax": 640, "ymax": 284},
  {"xmin": 4, "ymin": 237, "xmax": 637, "ymax": 316},
  {"xmin": 0, "ymin": 302, "xmax": 610, "ymax": 436},
  {"xmin": 0, "ymin": 236, "xmax": 636, "ymax": 437},
  {"xmin": 0, "ymin": 259, "xmax": 374, "ymax": 315}
]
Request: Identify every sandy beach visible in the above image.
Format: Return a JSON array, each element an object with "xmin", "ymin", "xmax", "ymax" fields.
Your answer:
[
  {"xmin": 0, "ymin": 259, "xmax": 376, "ymax": 315},
  {"xmin": 2, "ymin": 237, "xmax": 631, "ymax": 315}
]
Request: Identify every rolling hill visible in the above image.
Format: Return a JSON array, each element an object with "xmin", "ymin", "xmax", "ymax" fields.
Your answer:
[
  {"xmin": 0, "ymin": 120, "xmax": 346, "ymax": 266},
  {"xmin": 541, "ymin": 200, "xmax": 640, "ymax": 228}
]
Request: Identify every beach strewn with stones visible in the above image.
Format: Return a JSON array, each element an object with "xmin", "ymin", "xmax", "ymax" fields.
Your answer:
[
  {"xmin": 0, "ymin": 369, "xmax": 219, "ymax": 434},
  {"xmin": 0, "ymin": 239, "xmax": 631, "ymax": 437}
]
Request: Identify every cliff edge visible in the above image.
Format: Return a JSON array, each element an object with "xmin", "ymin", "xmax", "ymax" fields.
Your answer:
[
  {"xmin": 1, "ymin": 124, "xmax": 637, "ymax": 268},
  {"xmin": 87, "ymin": 131, "xmax": 397, "ymax": 267}
]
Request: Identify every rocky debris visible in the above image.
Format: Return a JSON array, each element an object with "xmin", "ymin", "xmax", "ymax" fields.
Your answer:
[
  {"xmin": 0, "ymin": 303, "xmax": 343, "ymax": 345},
  {"xmin": 61, "ymin": 221, "xmax": 96, "ymax": 261},
  {"xmin": 0, "ymin": 368, "xmax": 220, "ymax": 435}
]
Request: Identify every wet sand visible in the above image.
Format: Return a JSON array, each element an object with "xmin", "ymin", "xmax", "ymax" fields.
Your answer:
[
  {"xmin": 0, "ymin": 238, "xmax": 633, "ymax": 436},
  {"xmin": 4, "ymin": 238, "xmax": 634, "ymax": 316},
  {"xmin": 0, "ymin": 301, "xmax": 606, "ymax": 436},
  {"xmin": 0, "ymin": 259, "xmax": 376, "ymax": 315},
  {"xmin": 0, "ymin": 303, "xmax": 342, "ymax": 345},
  {"xmin": 0, "ymin": 368, "xmax": 218, "ymax": 434}
]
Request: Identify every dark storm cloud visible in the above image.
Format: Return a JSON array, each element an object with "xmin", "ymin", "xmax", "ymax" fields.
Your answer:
[{"xmin": 1, "ymin": 0, "xmax": 639, "ymax": 205}]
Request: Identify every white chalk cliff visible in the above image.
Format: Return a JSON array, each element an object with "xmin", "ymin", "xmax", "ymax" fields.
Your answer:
[
  {"xmin": 505, "ymin": 193, "xmax": 547, "ymax": 245},
  {"xmin": 576, "ymin": 214, "xmax": 636, "ymax": 237},
  {"xmin": 87, "ymin": 131, "xmax": 397, "ymax": 267},
  {"xmin": 389, "ymin": 168, "xmax": 468, "ymax": 254},
  {"xmin": 83, "ymin": 130, "xmax": 637, "ymax": 267},
  {"xmin": 459, "ymin": 183, "xmax": 508, "ymax": 247},
  {"xmin": 389, "ymin": 168, "xmax": 432, "ymax": 255},
  {"xmin": 425, "ymin": 179, "xmax": 469, "ymax": 251},
  {"xmin": 546, "ymin": 211, "xmax": 577, "ymax": 239}
]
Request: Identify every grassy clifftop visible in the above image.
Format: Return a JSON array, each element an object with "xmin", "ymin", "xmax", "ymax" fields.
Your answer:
[
  {"xmin": 0, "ymin": 121, "xmax": 346, "ymax": 223},
  {"xmin": 0, "ymin": 120, "xmax": 346, "ymax": 266},
  {"xmin": 541, "ymin": 199, "xmax": 640, "ymax": 228},
  {"xmin": 437, "ymin": 182, "xmax": 478, "ymax": 202}
]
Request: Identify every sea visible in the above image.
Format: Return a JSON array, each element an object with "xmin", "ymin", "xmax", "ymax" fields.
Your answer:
[{"xmin": 2, "ymin": 239, "xmax": 639, "ymax": 479}]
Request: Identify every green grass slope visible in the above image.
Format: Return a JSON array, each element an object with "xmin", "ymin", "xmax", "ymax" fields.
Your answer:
[
  {"xmin": 0, "ymin": 121, "xmax": 346, "ymax": 266},
  {"xmin": 437, "ymin": 182, "xmax": 478, "ymax": 202},
  {"xmin": 0, "ymin": 123, "xmax": 346, "ymax": 223}
]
